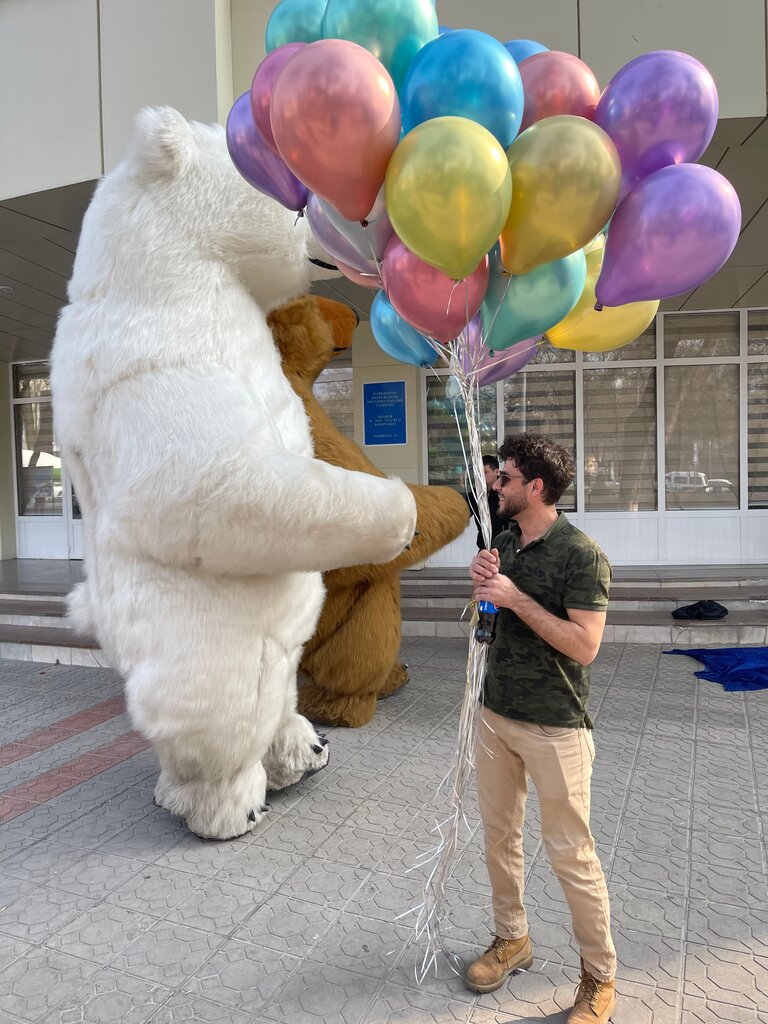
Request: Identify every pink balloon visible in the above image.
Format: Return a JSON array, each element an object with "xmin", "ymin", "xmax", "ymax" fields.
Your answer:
[
  {"xmin": 381, "ymin": 237, "xmax": 489, "ymax": 343},
  {"xmin": 271, "ymin": 39, "xmax": 401, "ymax": 221},
  {"xmin": 250, "ymin": 43, "xmax": 306, "ymax": 155},
  {"xmin": 519, "ymin": 51, "xmax": 600, "ymax": 132},
  {"xmin": 337, "ymin": 259, "xmax": 381, "ymax": 290}
]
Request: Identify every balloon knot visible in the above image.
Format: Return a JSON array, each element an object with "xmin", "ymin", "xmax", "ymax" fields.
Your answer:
[
  {"xmin": 594, "ymin": 302, "xmax": 603, "ymax": 312},
  {"xmin": 489, "ymin": 349, "xmax": 495, "ymax": 357},
  {"xmin": 360, "ymin": 219, "xmax": 369, "ymax": 228}
]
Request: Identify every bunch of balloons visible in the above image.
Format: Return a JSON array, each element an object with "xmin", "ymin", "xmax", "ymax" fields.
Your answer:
[{"xmin": 228, "ymin": 0, "xmax": 742, "ymax": 381}]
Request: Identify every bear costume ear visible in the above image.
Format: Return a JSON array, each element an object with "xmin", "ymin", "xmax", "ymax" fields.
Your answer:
[{"xmin": 127, "ymin": 106, "xmax": 195, "ymax": 182}]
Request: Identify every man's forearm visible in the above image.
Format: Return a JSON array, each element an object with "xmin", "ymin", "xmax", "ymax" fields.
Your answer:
[{"xmin": 505, "ymin": 591, "xmax": 597, "ymax": 665}]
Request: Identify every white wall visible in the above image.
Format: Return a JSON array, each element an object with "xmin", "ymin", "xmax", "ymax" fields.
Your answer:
[
  {"xmin": 0, "ymin": 0, "xmax": 236, "ymax": 201},
  {"xmin": 436, "ymin": 0, "xmax": 767, "ymax": 119},
  {"xmin": 0, "ymin": 0, "xmax": 101, "ymax": 200},
  {"xmin": 0, "ymin": 367, "xmax": 17, "ymax": 559}
]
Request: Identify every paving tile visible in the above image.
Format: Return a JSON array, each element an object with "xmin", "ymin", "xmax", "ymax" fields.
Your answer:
[
  {"xmin": 44, "ymin": 905, "xmax": 152, "ymax": 965},
  {"xmin": 183, "ymin": 939, "xmax": 299, "ymax": 1017},
  {"xmin": 262, "ymin": 960, "xmax": 382, "ymax": 1024},
  {"xmin": 684, "ymin": 945, "xmax": 768, "ymax": 1014},
  {"xmin": 306, "ymin": 912, "xmax": 411, "ymax": 981},
  {"xmin": 153, "ymin": 836, "xmax": 243, "ymax": 877},
  {"xmin": 0, "ymin": 946, "xmax": 100, "ymax": 1022},
  {"xmin": 250, "ymin": 812, "xmax": 340, "ymax": 860},
  {"xmin": 277, "ymin": 855, "xmax": 370, "ymax": 910},
  {"xmin": 314, "ymin": 825, "xmax": 397, "ymax": 872},
  {"xmin": 0, "ymin": 886, "xmax": 97, "ymax": 945},
  {"xmin": 609, "ymin": 834, "xmax": 689, "ymax": 894},
  {"xmin": 232, "ymin": 894, "xmax": 339, "ymax": 957},
  {"xmin": 165, "ymin": 877, "xmax": 268, "ymax": 935},
  {"xmin": 682, "ymin": 994, "xmax": 767, "ymax": 1022},
  {"xmin": 104, "ymin": 866, "xmax": 203, "ymax": 918},
  {"xmin": 148, "ymin": 991, "xmax": 252, "ymax": 1024},
  {"xmin": 39, "ymin": 967, "xmax": 172, "ymax": 1024},
  {"xmin": 344, "ymin": 870, "xmax": 429, "ymax": 926},
  {"xmin": 4, "ymin": 847, "xmax": 142, "ymax": 900},
  {"xmin": 689, "ymin": 835, "xmax": 767, "ymax": 908},
  {"xmin": 110, "ymin": 921, "xmax": 223, "ymax": 988},
  {"xmin": 0, "ymin": 934, "xmax": 32, "ymax": 973},
  {"xmin": 216, "ymin": 842, "xmax": 303, "ymax": 894},
  {"xmin": 361, "ymin": 982, "xmax": 474, "ymax": 1023},
  {"xmin": 687, "ymin": 899, "xmax": 768, "ymax": 957}
]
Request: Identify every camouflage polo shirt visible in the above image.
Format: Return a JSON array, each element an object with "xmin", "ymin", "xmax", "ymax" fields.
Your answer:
[{"xmin": 484, "ymin": 513, "xmax": 611, "ymax": 729}]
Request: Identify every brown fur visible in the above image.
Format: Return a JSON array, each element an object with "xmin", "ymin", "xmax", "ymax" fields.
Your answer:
[{"xmin": 268, "ymin": 295, "xmax": 470, "ymax": 727}]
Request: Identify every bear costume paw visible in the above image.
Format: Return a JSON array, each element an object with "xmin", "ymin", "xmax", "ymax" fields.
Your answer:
[
  {"xmin": 263, "ymin": 714, "xmax": 330, "ymax": 792},
  {"xmin": 154, "ymin": 761, "xmax": 269, "ymax": 841}
]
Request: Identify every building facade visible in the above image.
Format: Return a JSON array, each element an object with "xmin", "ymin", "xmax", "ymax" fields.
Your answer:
[{"xmin": 2, "ymin": 1, "xmax": 767, "ymax": 566}]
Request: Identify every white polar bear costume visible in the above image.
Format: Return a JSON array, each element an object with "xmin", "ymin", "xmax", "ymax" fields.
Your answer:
[{"xmin": 50, "ymin": 107, "xmax": 416, "ymax": 840}]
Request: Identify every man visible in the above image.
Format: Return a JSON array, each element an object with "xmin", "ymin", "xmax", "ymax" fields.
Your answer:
[
  {"xmin": 465, "ymin": 433, "xmax": 616, "ymax": 1024},
  {"xmin": 467, "ymin": 455, "xmax": 505, "ymax": 550}
]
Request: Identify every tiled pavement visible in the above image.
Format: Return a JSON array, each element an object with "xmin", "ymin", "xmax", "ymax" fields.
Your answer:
[{"xmin": 0, "ymin": 640, "xmax": 767, "ymax": 1023}]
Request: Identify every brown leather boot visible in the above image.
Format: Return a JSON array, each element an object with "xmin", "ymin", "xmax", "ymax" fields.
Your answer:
[
  {"xmin": 464, "ymin": 934, "xmax": 534, "ymax": 993},
  {"xmin": 567, "ymin": 961, "xmax": 616, "ymax": 1022}
]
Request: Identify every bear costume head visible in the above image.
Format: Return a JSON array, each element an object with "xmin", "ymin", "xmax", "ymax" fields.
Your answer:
[{"xmin": 69, "ymin": 106, "xmax": 315, "ymax": 314}]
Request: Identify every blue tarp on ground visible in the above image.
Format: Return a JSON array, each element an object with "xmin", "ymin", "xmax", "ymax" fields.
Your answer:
[{"xmin": 664, "ymin": 647, "xmax": 768, "ymax": 692}]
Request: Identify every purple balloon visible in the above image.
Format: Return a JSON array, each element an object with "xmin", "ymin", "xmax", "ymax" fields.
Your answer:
[
  {"xmin": 595, "ymin": 50, "xmax": 718, "ymax": 201},
  {"xmin": 455, "ymin": 314, "xmax": 536, "ymax": 386},
  {"xmin": 250, "ymin": 43, "xmax": 306, "ymax": 155},
  {"xmin": 595, "ymin": 163, "xmax": 741, "ymax": 307},
  {"xmin": 306, "ymin": 194, "xmax": 378, "ymax": 274},
  {"xmin": 226, "ymin": 92, "xmax": 308, "ymax": 211}
]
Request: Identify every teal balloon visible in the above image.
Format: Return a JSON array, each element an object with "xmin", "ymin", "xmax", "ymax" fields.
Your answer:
[
  {"xmin": 371, "ymin": 291, "xmax": 439, "ymax": 367},
  {"xmin": 503, "ymin": 39, "xmax": 549, "ymax": 64},
  {"xmin": 482, "ymin": 247, "xmax": 586, "ymax": 351},
  {"xmin": 266, "ymin": 0, "xmax": 326, "ymax": 50},
  {"xmin": 322, "ymin": 0, "xmax": 438, "ymax": 93},
  {"xmin": 402, "ymin": 29, "xmax": 524, "ymax": 148}
]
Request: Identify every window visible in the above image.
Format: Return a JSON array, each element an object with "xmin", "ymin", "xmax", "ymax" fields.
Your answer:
[
  {"xmin": 748, "ymin": 309, "xmax": 768, "ymax": 356},
  {"xmin": 503, "ymin": 370, "xmax": 576, "ymax": 509},
  {"xmin": 748, "ymin": 364, "xmax": 768, "ymax": 508},
  {"xmin": 13, "ymin": 392, "xmax": 62, "ymax": 517},
  {"xmin": 426, "ymin": 375, "xmax": 497, "ymax": 488},
  {"xmin": 313, "ymin": 367, "xmax": 354, "ymax": 441},
  {"xmin": 584, "ymin": 367, "xmax": 657, "ymax": 510},
  {"xmin": 664, "ymin": 364, "xmax": 739, "ymax": 509},
  {"xmin": 664, "ymin": 311, "xmax": 739, "ymax": 359},
  {"xmin": 584, "ymin": 321, "xmax": 657, "ymax": 362}
]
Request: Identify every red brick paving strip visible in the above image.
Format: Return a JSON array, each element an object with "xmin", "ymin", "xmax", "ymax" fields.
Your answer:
[
  {"xmin": 0, "ymin": 731, "xmax": 151, "ymax": 823},
  {"xmin": 0, "ymin": 694, "xmax": 151, "ymax": 825},
  {"xmin": 0, "ymin": 696, "xmax": 126, "ymax": 766}
]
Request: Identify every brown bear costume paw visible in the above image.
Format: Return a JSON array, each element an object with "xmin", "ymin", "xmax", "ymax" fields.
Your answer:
[
  {"xmin": 377, "ymin": 661, "xmax": 410, "ymax": 700},
  {"xmin": 298, "ymin": 683, "xmax": 378, "ymax": 729}
]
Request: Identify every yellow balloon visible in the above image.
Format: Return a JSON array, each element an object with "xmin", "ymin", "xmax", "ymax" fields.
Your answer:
[
  {"xmin": 500, "ymin": 116, "xmax": 621, "ymax": 276},
  {"xmin": 385, "ymin": 116, "xmax": 512, "ymax": 280},
  {"xmin": 546, "ymin": 248, "xmax": 659, "ymax": 352}
]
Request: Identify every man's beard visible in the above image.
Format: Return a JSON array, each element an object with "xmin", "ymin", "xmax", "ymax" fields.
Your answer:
[{"xmin": 498, "ymin": 493, "xmax": 529, "ymax": 522}]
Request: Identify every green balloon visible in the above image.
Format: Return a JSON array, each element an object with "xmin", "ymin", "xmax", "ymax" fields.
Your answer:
[
  {"xmin": 323, "ymin": 0, "xmax": 438, "ymax": 92},
  {"xmin": 266, "ymin": 0, "xmax": 327, "ymax": 51},
  {"xmin": 483, "ymin": 247, "xmax": 587, "ymax": 351}
]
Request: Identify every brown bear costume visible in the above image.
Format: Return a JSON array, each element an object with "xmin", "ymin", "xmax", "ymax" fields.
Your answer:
[{"xmin": 268, "ymin": 294, "xmax": 470, "ymax": 727}]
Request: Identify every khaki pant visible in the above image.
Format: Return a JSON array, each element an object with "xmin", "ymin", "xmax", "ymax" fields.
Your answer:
[{"xmin": 476, "ymin": 707, "xmax": 617, "ymax": 982}]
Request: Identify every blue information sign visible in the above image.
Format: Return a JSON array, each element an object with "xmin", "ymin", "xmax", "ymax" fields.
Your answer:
[{"xmin": 363, "ymin": 380, "xmax": 407, "ymax": 446}]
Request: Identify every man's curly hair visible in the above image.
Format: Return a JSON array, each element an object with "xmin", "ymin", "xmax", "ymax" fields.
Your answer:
[{"xmin": 497, "ymin": 433, "xmax": 574, "ymax": 506}]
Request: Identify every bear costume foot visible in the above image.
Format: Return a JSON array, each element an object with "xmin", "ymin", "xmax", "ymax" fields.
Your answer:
[
  {"xmin": 298, "ymin": 681, "xmax": 378, "ymax": 728},
  {"xmin": 377, "ymin": 661, "xmax": 410, "ymax": 700},
  {"xmin": 263, "ymin": 714, "xmax": 330, "ymax": 791},
  {"xmin": 154, "ymin": 760, "xmax": 269, "ymax": 841}
]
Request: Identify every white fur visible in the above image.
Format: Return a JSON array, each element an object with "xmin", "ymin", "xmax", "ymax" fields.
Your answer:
[{"xmin": 51, "ymin": 107, "xmax": 416, "ymax": 840}]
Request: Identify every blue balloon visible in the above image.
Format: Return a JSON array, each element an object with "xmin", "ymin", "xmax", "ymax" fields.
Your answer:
[
  {"xmin": 371, "ymin": 292, "xmax": 439, "ymax": 367},
  {"xmin": 438, "ymin": 25, "xmax": 453, "ymax": 34},
  {"xmin": 401, "ymin": 29, "xmax": 524, "ymax": 149},
  {"xmin": 503, "ymin": 39, "xmax": 549, "ymax": 64},
  {"xmin": 482, "ymin": 247, "xmax": 587, "ymax": 351},
  {"xmin": 266, "ymin": 0, "xmax": 326, "ymax": 50}
]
